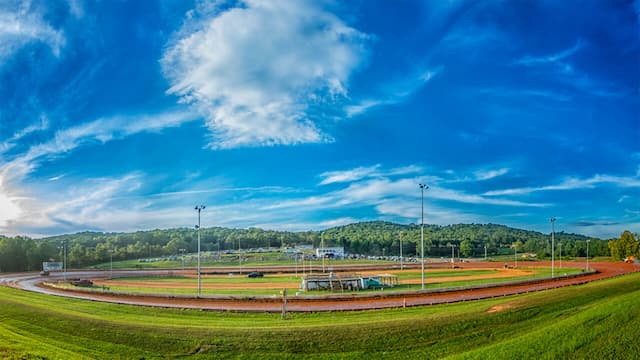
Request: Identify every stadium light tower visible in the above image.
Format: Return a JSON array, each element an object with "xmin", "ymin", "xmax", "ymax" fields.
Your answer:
[
  {"xmin": 195, "ymin": 205, "xmax": 206, "ymax": 297},
  {"xmin": 586, "ymin": 239, "xmax": 591, "ymax": 271},
  {"xmin": 399, "ymin": 232, "xmax": 403, "ymax": 270},
  {"xmin": 60, "ymin": 240, "xmax": 67, "ymax": 282},
  {"xmin": 550, "ymin": 217, "xmax": 556, "ymax": 278},
  {"xmin": 179, "ymin": 248, "xmax": 186, "ymax": 271},
  {"xmin": 419, "ymin": 184, "xmax": 429, "ymax": 290},
  {"xmin": 109, "ymin": 249, "xmax": 114, "ymax": 280},
  {"xmin": 321, "ymin": 231, "xmax": 325, "ymax": 273}
]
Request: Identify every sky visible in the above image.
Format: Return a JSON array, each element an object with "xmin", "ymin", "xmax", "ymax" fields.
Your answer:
[{"xmin": 0, "ymin": 0, "xmax": 638, "ymax": 239}]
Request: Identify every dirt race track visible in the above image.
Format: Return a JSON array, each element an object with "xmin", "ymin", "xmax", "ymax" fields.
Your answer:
[{"xmin": 1, "ymin": 261, "xmax": 638, "ymax": 312}]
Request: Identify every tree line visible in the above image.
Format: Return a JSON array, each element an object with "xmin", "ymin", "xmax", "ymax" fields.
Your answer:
[{"xmin": 1, "ymin": 221, "xmax": 632, "ymax": 272}]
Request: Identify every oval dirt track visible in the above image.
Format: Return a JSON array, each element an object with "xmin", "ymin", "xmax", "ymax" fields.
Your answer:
[{"xmin": 1, "ymin": 261, "xmax": 638, "ymax": 312}]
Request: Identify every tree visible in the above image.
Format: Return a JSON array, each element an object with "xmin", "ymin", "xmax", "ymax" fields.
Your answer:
[
  {"xmin": 459, "ymin": 239, "xmax": 472, "ymax": 257},
  {"xmin": 609, "ymin": 230, "xmax": 639, "ymax": 260}
]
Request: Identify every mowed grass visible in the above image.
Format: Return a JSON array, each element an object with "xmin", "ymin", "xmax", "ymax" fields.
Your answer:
[
  {"xmin": 1, "ymin": 271, "xmax": 639, "ymax": 359},
  {"xmin": 92, "ymin": 257, "xmax": 396, "ymax": 270},
  {"xmin": 85, "ymin": 267, "xmax": 582, "ymax": 296}
]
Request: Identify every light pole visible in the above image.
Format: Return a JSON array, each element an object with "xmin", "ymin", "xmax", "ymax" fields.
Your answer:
[
  {"xmin": 179, "ymin": 248, "xmax": 186, "ymax": 271},
  {"xmin": 195, "ymin": 205, "xmax": 205, "ymax": 297},
  {"xmin": 399, "ymin": 232, "xmax": 403, "ymax": 270},
  {"xmin": 550, "ymin": 217, "xmax": 556, "ymax": 278},
  {"xmin": 238, "ymin": 238, "xmax": 242, "ymax": 274},
  {"xmin": 558, "ymin": 243, "xmax": 562, "ymax": 269},
  {"xmin": 419, "ymin": 184, "xmax": 428, "ymax": 290},
  {"xmin": 484, "ymin": 245, "xmax": 487, "ymax": 261},
  {"xmin": 109, "ymin": 249, "xmax": 114, "ymax": 280},
  {"xmin": 514, "ymin": 244, "xmax": 518, "ymax": 268},
  {"xmin": 321, "ymin": 231, "xmax": 325, "ymax": 273},
  {"xmin": 450, "ymin": 243, "xmax": 456, "ymax": 269},
  {"xmin": 61, "ymin": 240, "xmax": 67, "ymax": 282},
  {"xmin": 586, "ymin": 239, "xmax": 590, "ymax": 271}
]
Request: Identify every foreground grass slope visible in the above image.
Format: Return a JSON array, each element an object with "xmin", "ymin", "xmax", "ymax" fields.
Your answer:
[{"xmin": 1, "ymin": 272, "xmax": 639, "ymax": 359}]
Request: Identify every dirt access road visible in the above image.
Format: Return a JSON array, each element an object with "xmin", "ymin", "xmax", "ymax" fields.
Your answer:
[{"xmin": 1, "ymin": 261, "xmax": 637, "ymax": 312}]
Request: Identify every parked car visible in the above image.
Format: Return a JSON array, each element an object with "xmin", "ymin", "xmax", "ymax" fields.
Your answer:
[
  {"xmin": 247, "ymin": 272, "xmax": 264, "ymax": 278},
  {"xmin": 71, "ymin": 279, "xmax": 94, "ymax": 287}
]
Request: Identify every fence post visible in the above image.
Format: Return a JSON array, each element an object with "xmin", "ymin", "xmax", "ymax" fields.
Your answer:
[{"xmin": 281, "ymin": 288, "xmax": 287, "ymax": 320}]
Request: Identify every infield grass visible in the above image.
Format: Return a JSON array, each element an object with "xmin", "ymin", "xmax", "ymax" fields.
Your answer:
[{"xmin": 78, "ymin": 267, "xmax": 582, "ymax": 296}]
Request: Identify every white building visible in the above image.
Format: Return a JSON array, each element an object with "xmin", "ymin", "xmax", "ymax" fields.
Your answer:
[{"xmin": 315, "ymin": 247, "xmax": 344, "ymax": 258}]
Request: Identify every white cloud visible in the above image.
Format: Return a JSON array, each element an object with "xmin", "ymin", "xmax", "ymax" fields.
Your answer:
[
  {"xmin": 0, "ymin": 2, "xmax": 65, "ymax": 60},
  {"xmin": 0, "ymin": 174, "xmax": 22, "ymax": 229},
  {"xmin": 319, "ymin": 164, "xmax": 423, "ymax": 185},
  {"xmin": 515, "ymin": 39, "xmax": 584, "ymax": 66},
  {"xmin": 0, "ymin": 171, "xmax": 144, "ymax": 235},
  {"xmin": 478, "ymin": 87, "xmax": 571, "ymax": 102},
  {"xmin": 484, "ymin": 174, "xmax": 640, "ymax": 196},
  {"xmin": 474, "ymin": 168, "xmax": 509, "ymax": 181},
  {"xmin": 269, "ymin": 170, "xmax": 545, "ymax": 214},
  {"xmin": 162, "ymin": 0, "xmax": 370, "ymax": 148},
  {"xmin": 344, "ymin": 100, "xmax": 382, "ymax": 118},
  {"xmin": 345, "ymin": 66, "xmax": 443, "ymax": 117},
  {"xmin": 0, "ymin": 114, "xmax": 49, "ymax": 154},
  {"xmin": 0, "ymin": 110, "xmax": 198, "ymax": 182},
  {"xmin": 320, "ymin": 165, "xmax": 381, "ymax": 185},
  {"xmin": 0, "ymin": 110, "xmax": 199, "ymax": 234}
]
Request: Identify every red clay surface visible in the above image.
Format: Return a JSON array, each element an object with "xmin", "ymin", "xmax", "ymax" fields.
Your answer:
[{"xmin": 2, "ymin": 261, "xmax": 638, "ymax": 312}]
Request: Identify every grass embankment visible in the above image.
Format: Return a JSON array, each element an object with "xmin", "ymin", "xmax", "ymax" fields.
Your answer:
[{"xmin": 1, "ymin": 272, "xmax": 639, "ymax": 358}]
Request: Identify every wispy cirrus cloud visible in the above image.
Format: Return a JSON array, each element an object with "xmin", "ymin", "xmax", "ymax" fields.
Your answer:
[
  {"xmin": 345, "ymin": 66, "xmax": 443, "ymax": 117},
  {"xmin": 0, "ymin": 172, "xmax": 144, "ymax": 235},
  {"xmin": 0, "ymin": 114, "xmax": 49, "ymax": 153},
  {"xmin": 474, "ymin": 168, "xmax": 509, "ymax": 181},
  {"xmin": 319, "ymin": 164, "xmax": 423, "ymax": 185},
  {"xmin": 0, "ymin": 110, "xmax": 199, "ymax": 233},
  {"xmin": 0, "ymin": 110, "xmax": 198, "ymax": 181},
  {"xmin": 270, "ymin": 166, "xmax": 546, "ymax": 216},
  {"xmin": 515, "ymin": 39, "xmax": 584, "ymax": 66},
  {"xmin": 162, "ymin": 0, "xmax": 370, "ymax": 148},
  {"xmin": 478, "ymin": 87, "xmax": 571, "ymax": 102},
  {"xmin": 484, "ymin": 174, "xmax": 640, "ymax": 196},
  {"xmin": 0, "ymin": 1, "xmax": 65, "ymax": 61}
]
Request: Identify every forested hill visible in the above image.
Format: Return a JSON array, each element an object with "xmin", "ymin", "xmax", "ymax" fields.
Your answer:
[{"xmin": 1, "ymin": 221, "xmax": 609, "ymax": 272}]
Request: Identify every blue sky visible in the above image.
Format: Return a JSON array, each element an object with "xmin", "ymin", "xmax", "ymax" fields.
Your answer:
[{"xmin": 0, "ymin": 0, "xmax": 638, "ymax": 239}]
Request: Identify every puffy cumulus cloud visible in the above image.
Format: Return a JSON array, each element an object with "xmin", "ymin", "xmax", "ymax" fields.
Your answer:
[
  {"xmin": 162, "ymin": 0, "xmax": 370, "ymax": 148},
  {"xmin": 0, "ymin": 2, "xmax": 65, "ymax": 61}
]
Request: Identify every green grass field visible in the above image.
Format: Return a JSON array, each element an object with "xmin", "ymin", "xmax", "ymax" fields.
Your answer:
[
  {"xmin": 68, "ymin": 267, "xmax": 582, "ymax": 297},
  {"xmin": 91, "ymin": 256, "xmax": 397, "ymax": 270},
  {"xmin": 1, "ymin": 271, "xmax": 638, "ymax": 358}
]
